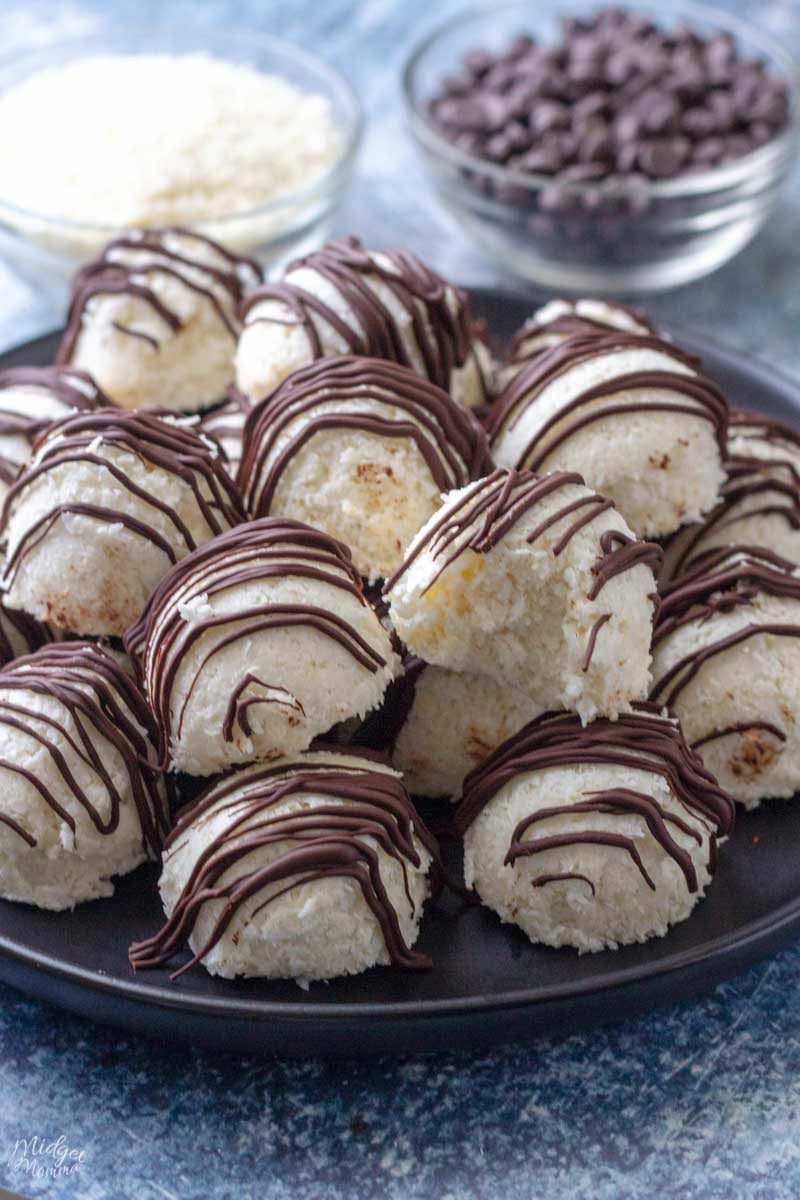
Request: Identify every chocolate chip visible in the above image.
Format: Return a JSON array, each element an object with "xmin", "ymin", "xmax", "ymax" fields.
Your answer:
[
  {"xmin": 464, "ymin": 49, "xmax": 495, "ymax": 78},
  {"xmin": 639, "ymin": 136, "xmax": 690, "ymax": 177},
  {"xmin": 531, "ymin": 99, "xmax": 571, "ymax": 134},
  {"xmin": 578, "ymin": 121, "xmax": 615, "ymax": 163},
  {"xmin": 682, "ymin": 107, "xmax": 717, "ymax": 138}
]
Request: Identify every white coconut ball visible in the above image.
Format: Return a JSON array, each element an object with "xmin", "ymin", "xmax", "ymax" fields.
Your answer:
[
  {"xmin": 0, "ymin": 642, "xmax": 169, "ymax": 910},
  {"xmin": 0, "ymin": 408, "xmax": 243, "ymax": 637},
  {"xmin": 0, "ymin": 365, "xmax": 107, "ymax": 500},
  {"xmin": 239, "ymin": 356, "xmax": 489, "ymax": 583},
  {"xmin": 377, "ymin": 661, "xmax": 543, "ymax": 799},
  {"xmin": 200, "ymin": 389, "xmax": 253, "ymax": 477},
  {"xmin": 663, "ymin": 409, "xmax": 800, "ymax": 581},
  {"xmin": 385, "ymin": 468, "xmax": 660, "ymax": 722},
  {"xmin": 57, "ymin": 227, "xmax": 261, "ymax": 412},
  {"xmin": 126, "ymin": 517, "xmax": 399, "ymax": 776},
  {"xmin": 489, "ymin": 331, "xmax": 728, "ymax": 538},
  {"xmin": 457, "ymin": 707, "xmax": 735, "ymax": 952},
  {"xmin": 129, "ymin": 749, "xmax": 436, "ymax": 984},
  {"xmin": 652, "ymin": 546, "xmax": 800, "ymax": 808},
  {"xmin": 234, "ymin": 235, "xmax": 492, "ymax": 409},
  {"xmin": 501, "ymin": 297, "xmax": 655, "ymax": 384}
]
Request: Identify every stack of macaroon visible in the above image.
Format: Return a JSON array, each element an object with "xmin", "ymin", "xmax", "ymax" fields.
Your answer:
[{"xmin": 0, "ymin": 228, "xmax": 796, "ymax": 990}]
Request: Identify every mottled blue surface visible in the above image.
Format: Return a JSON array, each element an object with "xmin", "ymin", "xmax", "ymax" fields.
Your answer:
[{"xmin": 1, "ymin": 1, "xmax": 800, "ymax": 1197}]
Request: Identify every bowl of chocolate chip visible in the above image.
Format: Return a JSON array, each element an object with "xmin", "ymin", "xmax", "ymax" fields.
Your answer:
[{"xmin": 403, "ymin": 2, "xmax": 799, "ymax": 291}]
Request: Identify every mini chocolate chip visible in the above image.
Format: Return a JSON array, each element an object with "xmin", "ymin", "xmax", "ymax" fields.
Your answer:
[
  {"xmin": 750, "ymin": 121, "xmax": 775, "ymax": 146},
  {"xmin": 519, "ymin": 145, "xmax": 563, "ymax": 174},
  {"xmin": 573, "ymin": 91, "xmax": 610, "ymax": 123},
  {"xmin": 464, "ymin": 49, "xmax": 495, "ymax": 78},
  {"xmin": 752, "ymin": 86, "xmax": 789, "ymax": 126},
  {"xmin": 692, "ymin": 136, "xmax": 725, "ymax": 164},
  {"xmin": 637, "ymin": 88, "xmax": 682, "ymax": 135},
  {"xmin": 614, "ymin": 111, "xmax": 643, "ymax": 144},
  {"xmin": 559, "ymin": 160, "xmax": 608, "ymax": 182},
  {"xmin": 485, "ymin": 133, "xmax": 512, "ymax": 162},
  {"xmin": 505, "ymin": 121, "xmax": 532, "ymax": 152},
  {"xmin": 508, "ymin": 34, "xmax": 535, "ymax": 59},
  {"xmin": 578, "ymin": 122, "xmax": 615, "ymax": 163},
  {"xmin": 532, "ymin": 99, "xmax": 571, "ymax": 133},
  {"xmin": 707, "ymin": 89, "xmax": 736, "ymax": 133},
  {"xmin": 639, "ymin": 136, "xmax": 689, "ymax": 177},
  {"xmin": 682, "ymin": 107, "xmax": 717, "ymax": 138},
  {"xmin": 723, "ymin": 133, "xmax": 754, "ymax": 159}
]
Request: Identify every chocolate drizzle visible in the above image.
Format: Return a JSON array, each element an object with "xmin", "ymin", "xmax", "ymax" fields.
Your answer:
[
  {"xmin": 489, "ymin": 331, "xmax": 727, "ymax": 472},
  {"xmin": 455, "ymin": 705, "xmax": 735, "ymax": 896},
  {"xmin": 0, "ymin": 641, "xmax": 169, "ymax": 856},
  {"xmin": 239, "ymin": 355, "xmax": 491, "ymax": 517},
  {"xmin": 57, "ymin": 227, "xmax": 262, "ymax": 363},
  {"xmin": 240, "ymin": 236, "xmax": 488, "ymax": 402},
  {"xmin": 652, "ymin": 546, "xmax": 800, "ymax": 709},
  {"xmin": 128, "ymin": 750, "xmax": 440, "ymax": 979},
  {"xmin": 385, "ymin": 468, "xmax": 661, "ymax": 608},
  {"xmin": 0, "ymin": 409, "xmax": 244, "ymax": 592},
  {"xmin": 125, "ymin": 518, "xmax": 391, "ymax": 767},
  {"xmin": 0, "ymin": 366, "xmax": 107, "ymax": 485}
]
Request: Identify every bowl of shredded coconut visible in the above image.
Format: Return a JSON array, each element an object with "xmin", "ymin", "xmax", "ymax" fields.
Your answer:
[{"xmin": 0, "ymin": 27, "xmax": 362, "ymax": 291}]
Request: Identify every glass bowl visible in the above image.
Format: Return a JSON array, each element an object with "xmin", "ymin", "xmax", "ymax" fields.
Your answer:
[
  {"xmin": 402, "ymin": 0, "xmax": 800, "ymax": 293},
  {"xmin": 0, "ymin": 26, "xmax": 363, "ymax": 300}
]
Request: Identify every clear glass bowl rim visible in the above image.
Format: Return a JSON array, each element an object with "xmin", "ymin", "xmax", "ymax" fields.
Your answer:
[
  {"xmin": 0, "ymin": 25, "xmax": 364, "ymax": 236},
  {"xmin": 401, "ymin": 0, "xmax": 800, "ymax": 200}
]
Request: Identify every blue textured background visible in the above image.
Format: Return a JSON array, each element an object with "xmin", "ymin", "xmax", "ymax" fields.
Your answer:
[{"xmin": 1, "ymin": 2, "xmax": 800, "ymax": 1198}]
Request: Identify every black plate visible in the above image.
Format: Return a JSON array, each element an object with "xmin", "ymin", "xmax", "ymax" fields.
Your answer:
[{"xmin": 1, "ymin": 294, "xmax": 799, "ymax": 1058}]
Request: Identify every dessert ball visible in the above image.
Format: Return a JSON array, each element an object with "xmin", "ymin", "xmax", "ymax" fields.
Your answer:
[
  {"xmin": 488, "ymin": 331, "xmax": 728, "ymax": 538},
  {"xmin": 239, "ymin": 356, "xmax": 490, "ymax": 582},
  {"xmin": 373, "ymin": 658, "xmax": 544, "ymax": 799},
  {"xmin": 129, "ymin": 748, "xmax": 437, "ymax": 983},
  {"xmin": 0, "ymin": 641, "xmax": 169, "ymax": 910},
  {"xmin": 200, "ymin": 388, "xmax": 252, "ymax": 477},
  {"xmin": 57, "ymin": 227, "xmax": 262, "ymax": 412},
  {"xmin": 503, "ymin": 298, "xmax": 656, "ymax": 378},
  {"xmin": 652, "ymin": 546, "xmax": 800, "ymax": 807},
  {"xmin": 663, "ymin": 409, "xmax": 800, "ymax": 581},
  {"xmin": 456, "ymin": 705, "xmax": 735, "ymax": 953},
  {"xmin": 1, "ymin": 408, "xmax": 243, "ymax": 637},
  {"xmin": 126, "ymin": 518, "xmax": 399, "ymax": 776},
  {"xmin": 385, "ymin": 468, "xmax": 660, "ymax": 722},
  {"xmin": 0, "ymin": 365, "xmax": 107, "ymax": 499},
  {"xmin": 0, "ymin": 600, "xmax": 48, "ymax": 668},
  {"xmin": 234, "ymin": 236, "xmax": 492, "ymax": 409}
]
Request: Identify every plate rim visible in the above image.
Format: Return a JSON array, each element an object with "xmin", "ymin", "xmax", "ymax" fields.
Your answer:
[{"xmin": 1, "ymin": 309, "xmax": 799, "ymax": 1030}]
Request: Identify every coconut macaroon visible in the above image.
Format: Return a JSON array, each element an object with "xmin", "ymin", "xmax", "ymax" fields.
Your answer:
[
  {"xmin": 0, "ymin": 641, "xmax": 169, "ymax": 911},
  {"xmin": 385, "ymin": 469, "xmax": 660, "ymax": 723},
  {"xmin": 238, "ymin": 356, "xmax": 490, "ymax": 582},
  {"xmin": 129, "ymin": 748, "xmax": 437, "ymax": 983},
  {"xmin": 652, "ymin": 546, "xmax": 800, "ymax": 808},
  {"xmin": 663, "ymin": 409, "xmax": 800, "ymax": 582},
  {"xmin": 503, "ymin": 298, "xmax": 656, "ymax": 379},
  {"xmin": 0, "ymin": 365, "xmax": 108, "ymax": 499},
  {"xmin": 0, "ymin": 408, "xmax": 243, "ymax": 637},
  {"xmin": 56, "ymin": 227, "xmax": 262, "ymax": 412},
  {"xmin": 456, "ymin": 706, "xmax": 735, "ymax": 953},
  {"xmin": 488, "ymin": 331, "xmax": 728, "ymax": 539},
  {"xmin": 125, "ymin": 518, "xmax": 399, "ymax": 776},
  {"xmin": 234, "ymin": 235, "xmax": 492, "ymax": 410},
  {"xmin": 359, "ymin": 656, "xmax": 543, "ymax": 799},
  {"xmin": 199, "ymin": 388, "xmax": 253, "ymax": 477}
]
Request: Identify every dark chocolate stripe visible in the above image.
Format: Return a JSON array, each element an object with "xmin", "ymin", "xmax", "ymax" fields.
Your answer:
[{"xmin": 509, "ymin": 302, "xmax": 656, "ymax": 365}]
